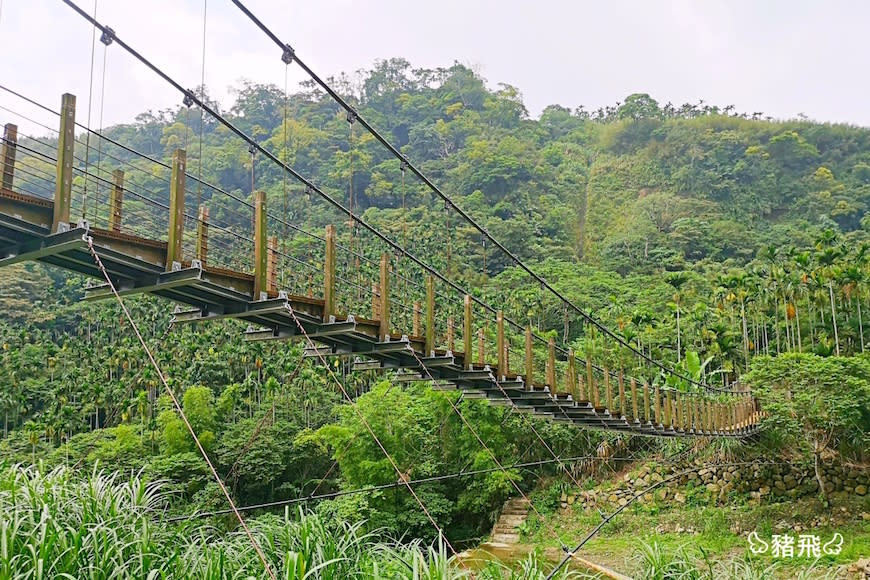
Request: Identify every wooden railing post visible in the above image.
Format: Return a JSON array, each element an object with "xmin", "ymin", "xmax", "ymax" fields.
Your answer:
[
  {"xmin": 630, "ymin": 378, "xmax": 639, "ymax": 421},
  {"xmin": 525, "ymin": 325, "xmax": 534, "ymax": 389},
  {"xmin": 1, "ymin": 123, "xmax": 18, "ymax": 191},
  {"xmin": 546, "ymin": 337, "xmax": 556, "ymax": 389},
  {"xmin": 413, "ymin": 301, "xmax": 422, "ymax": 337},
  {"xmin": 253, "ymin": 191, "xmax": 268, "ymax": 299},
  {"xmin": 379, "ymin": 253, "xmax": 390, "ymax": 340},
  {"xmin": 588, "ymin": 355, "xmax": 599, "ymax": 408},
  {"xmin": 463, "ymin": 295, "xmax": 472, "ymax": 369},
  {"xmin": 425, "ymin": 276, "xmax": 435, "ymax": 356},
  {"xmin": 323, "ymin": 225, "xmax": 336, "ymax": 321},
  {"xmin": 664, "ymin": 389, "xmax": 673, "ymax": 429},
  {"xmin": 447, "ymin": 316, "xmax": 455, "ymax": 353},
  {"xmin": 618, "ymin": 371, "xmax": 627, "ymax": 418},
  {"xmin": 196, "ymin": 205, "xmax": 209, "ymax": 264},
  {"xmin": 643, "ymin": 382, "xmax": 651, "ymax": 423},
  {"xmin": 674, "ymin": 393, "xmax": 683, "ymax": 431},
  {"xmin": 371, "ymin": 283, "xmax": 380, "ymax": 320},
  {"xmin": 477, "ymin": 328, "xmax": 485, "ymax": 365},
  {"xmin": 267, "ymin": 236, "xmax": 278, "ymax": 293},
  {"xmin": 496, "ymin": 311, "xmax": 506, "ymax": 379},
  {"xmin": 52, "ymin": 93, "xmax": 76, "ymax": 232},
  {"xmin": 567, "ymin": 350, "xmax": 577, "ymax": 400},
  {"xmin": 108, "ymin": 169, "xmax": 124, "ymax": 232},
  {"xmin": 578, "ymin": 373, "xmax": 588, "ymax": 403},
  {"xmin": 604, "ymin": 368, "xmax": 613, "ymax": 409},
  {"xmin": 654, "ymin": 386, "xmax": 662, "ymax": 426},
  {"xmin": 166, "ymin": 148, "xmax": 186, "ymax": 269}
]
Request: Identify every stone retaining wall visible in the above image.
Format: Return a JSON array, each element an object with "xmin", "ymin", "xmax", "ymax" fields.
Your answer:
[{"xmin": 558, "ymin": 459, "xmax": 869, "ymax": 510}]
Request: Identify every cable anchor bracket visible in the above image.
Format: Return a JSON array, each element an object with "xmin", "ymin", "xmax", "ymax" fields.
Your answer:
[
  {"xmin": 182, "ymin": 90, "xmax": 195, "ymax": 108},
  {"xmin": 281, "ymin": 44, "xmax": 295, "ymax": 65},
  {"xmin": 99, "ymin": 26, "xmax": 115, "ymax": 46}
]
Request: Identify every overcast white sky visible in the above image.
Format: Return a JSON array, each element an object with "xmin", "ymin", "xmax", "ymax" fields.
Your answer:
[{"xmin": 1, "ymin": 0, "xmax": 868, "ymax": 137}]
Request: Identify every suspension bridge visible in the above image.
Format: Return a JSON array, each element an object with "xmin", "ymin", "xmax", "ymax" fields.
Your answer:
[
  {"xmin": 0, "ymin": 2, "xmax": 772, "ymax": 576},
  {"xmin": 0, "ymin": 99, "xmax": 761, "ymax": 438},
  {"xmin": 0, "ymin": 2, "xmax": 762, "ymax": 441}
]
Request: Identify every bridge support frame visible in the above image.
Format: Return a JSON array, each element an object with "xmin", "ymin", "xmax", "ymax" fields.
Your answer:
[
  {"xmin": 52, "ymin": 93, "xmax": 76, "ymax": 233},
  {"xmin": 167, "ymin": 148, "xmax": 186, "ymax": 269},
  {"xmin": 1, "ymin": 123, "xmax": 17, "ymax": 191}
]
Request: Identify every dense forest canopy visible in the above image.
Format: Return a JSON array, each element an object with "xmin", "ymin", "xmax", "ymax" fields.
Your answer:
[{"xmin": 2, "ymin": 58, "xmax": 870, "ymax": 564}]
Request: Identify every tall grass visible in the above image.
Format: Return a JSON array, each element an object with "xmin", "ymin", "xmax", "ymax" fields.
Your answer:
[
  {"xmin": 632, "ymin": 541, "xmax": 842, "ymax": 580},
  {"xmin": 0, "ymin": 464, "xmax": 578, "ymax": 579}
]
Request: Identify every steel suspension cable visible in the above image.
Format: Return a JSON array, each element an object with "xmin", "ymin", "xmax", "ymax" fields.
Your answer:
[
  {"xmin": 227, "ymin": 0, "xmax": 725, "ymax": 392},
  {"xmin": 168, "ymin": 451, "xmax": 639, "ymax": 523},
  {"xmin": 281, "ymin": 302, "xmax": 461, "ymax": 560},
  {"xmin": 55, "ymin": 2, "xmax": 733, "ymax": 397},
  {"xmin": 404, "ymin": 348, "xmax": 565, "ymax": 552},
  {"xmin": 85, "ymin": 239, "xmax": 277, "ymax": 580},
  {"xmin": 81, "ymin": 0, "xmax": 98, "ymax": 221}
]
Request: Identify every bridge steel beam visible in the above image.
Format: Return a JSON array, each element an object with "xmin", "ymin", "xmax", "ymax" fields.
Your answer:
[
  {"xmin": 167, "ymin": 149, "xmax": 186, "ymax": 269},
  {"xmin": 1, "ymin": 123, "xmax": 17, "ymax": 191},
  {"xmin": 52, "ymin": 94, "xmax": 75, "ymax": 233}
]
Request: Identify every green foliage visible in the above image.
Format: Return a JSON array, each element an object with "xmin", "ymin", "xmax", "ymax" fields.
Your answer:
[{"xmin": 745, "ymin": 353, "xmax": 870, "ymax": 459}]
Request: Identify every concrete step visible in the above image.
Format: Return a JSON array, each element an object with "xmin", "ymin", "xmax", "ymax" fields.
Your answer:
[
  {"xmin": 501, "ymin": 508, "xmax": 529, "ymax": 516},
  {"xmin": 504, "ymin": 498, "xmax": 530, "ymax": 506},
  {"xmin": 497, "ymin": 515, "xmax": 527, "ymax": 526},
  {"xmin": 491, "ymin": 533, "xmax": 520, "ymax": 543}
]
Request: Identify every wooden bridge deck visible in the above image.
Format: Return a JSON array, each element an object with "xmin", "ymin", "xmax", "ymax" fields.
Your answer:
[{"xmin": 0, "ymin": 186, "xmax": 761, "ymax": 438}]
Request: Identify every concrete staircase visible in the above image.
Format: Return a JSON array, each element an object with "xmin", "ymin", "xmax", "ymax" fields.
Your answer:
[{"xmin": 490, "ymin": 497, "xmax": 530, "ymax": 544}]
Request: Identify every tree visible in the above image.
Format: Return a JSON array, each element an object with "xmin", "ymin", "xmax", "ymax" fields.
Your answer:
[{"xmin": 747, "ymin": 354, "xmax": 870, "ymax": 500}]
